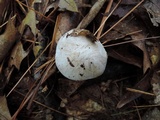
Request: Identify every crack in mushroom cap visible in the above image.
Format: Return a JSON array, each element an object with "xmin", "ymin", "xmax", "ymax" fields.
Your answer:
[{"xmin": 55, "ymin": 29, "xmax": 108, "ymax": 81}]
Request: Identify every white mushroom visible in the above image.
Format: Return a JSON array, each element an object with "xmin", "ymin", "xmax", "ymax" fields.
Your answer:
[{"xmin": 55, "ymin": 29, "xmax": 108, "ymax": 81}]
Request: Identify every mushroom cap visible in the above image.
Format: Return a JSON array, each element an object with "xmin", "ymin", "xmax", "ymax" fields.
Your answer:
[{"xmin": 55, "ymin": 29, "xmax": 108, "ymax": 80}]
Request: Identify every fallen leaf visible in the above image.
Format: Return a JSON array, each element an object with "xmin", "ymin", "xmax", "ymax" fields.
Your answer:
[
  {"xmin": 0, "ymin": 18, "xmax": 18, "ymax": 63},
  {"xmin": 113, "ymin": 0, "xmax": 141, "ymax": 18},
  {"xmin": 33, "ymin": 44, "xmax": 42, "ymax": 57},
  {"xmin": 0, "ymin": 96, "xmax": 11, "ymax": 120},
  {"xmin": 102, "ymin": 18, "xmax": 151, "ymax": 73},
  {"xmin": 144, "ymin": 0, "xmax": 160, "ymax": 27},
  {"xmin": 63, "ymin": 93, "xmax": 105, "ymax": 120},
  {"xmin": 132, "ymin": 33, "xmax": 151, "ymax": 73},
  {"xmin": 117, "ymin": 69, "xmax": 152, "ymax": 108},
  {"xmin": 9, "ymin": 41, "xmax": 28, "ymax": 70},
  {"xmin": 142, "ymin": 108, "xmax": 160, "ymax": 120},
  {"xmin": 45, "ymin": 1, "xmax": 59, "ymax": 14},
  {"xmin": 50, "ymin": 9, "xmax": 81, "ymax": 56},
  {"xmin": 147, "ymin": 41, "xmax": 160, "ymax": 66},
  {"xmin": 57, "ymin": 78, "xmax": 84, "ymax": 98},
  {"xmin": 108, "ymin": 45, "xmax": 142, "ymax": 68},
  {"xmin": 58, "ymin": 0, "xmax": 78, "ymax": 12},
  {"xmin": 18, "ymin": 9, "xmax": 38, "ymax": 36}
]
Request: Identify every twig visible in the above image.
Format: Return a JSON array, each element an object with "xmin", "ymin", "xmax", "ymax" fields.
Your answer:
[
  {"xmin": 77, "ymin": 0, "xmax": 107, "ymax": 29},
  {"xmin": 126, "ymin": 88, "xmax": 155, "ymax": 96},
  {"xmin": 104, "ymin": 36, "xmax": 160, "ymax": 47},
  {"xmin": 6, "ymin": 42, "xmax": 51, "ymax": 97},
  {"xmin": 96, "ymin": 0, "xmax": 114, "ymax": 38},
  {"xmin": 16, "ymin": 0, "xmax": 55, "ymax": 23},
  {"xmin": 100, "ymin": 0, "xmax": 144, "ymax": 39}
]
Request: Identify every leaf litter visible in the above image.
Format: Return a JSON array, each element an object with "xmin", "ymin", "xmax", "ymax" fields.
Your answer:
[{"xmin": 0, "ymin": 0, "xmax": 160, "ymax": 120}]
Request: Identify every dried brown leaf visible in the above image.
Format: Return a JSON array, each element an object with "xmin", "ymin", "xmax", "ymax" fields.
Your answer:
[
  {"xmin": 57, "ymin": 78, "xmax": 84, "ymax": 98},
  {"xmin": 0, "ymin": 96, "xmax": 11, "ymax": 120},
  {"xmin": 9, "ymin": 41, "xmax": 28, "ymax": 70},
  {"xmin": 63, "ymin": 93, "xmax": 104, "ymax": 119},
  {"xmin": 147, "ymin": 41, "xmax": 160, "ymax": 66},
  {"xmin": 132, "ymin": 34, "xmax": 151, "ymax": 73},
  {"xmin": 0, "ymin": 18, "xmax": 18, "ymax": 63},
  {"xmin": 58, "ymin": 0, "xmax": 78, "ymax": 12},
  {"xmin": 108, "ymin": 46, "xmax": 142, "ymax": 68},
  {"xmin": 18, "ymin": 9, "xmax": 37, "ymax": 36},
  {"xmin": 117, "ymin": 69, "xmax": 152, "ymax": 108},
  {"xmin": 50, "ymin": 10, "xmax": 81, "ymax": 55},
  {"xmin": 144, "ymin": 0, "xmax": 160, "ymax": 27},
  {"xmin": 45, "ymin": 1, "xmax": 59, "ymax": 14},
  {"xmin": 103, "ymin": 18, "xmax": 151, "ymax": 73}
]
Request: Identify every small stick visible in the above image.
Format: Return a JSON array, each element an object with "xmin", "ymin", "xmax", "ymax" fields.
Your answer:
[
  {"xmin": 95, "ymin": 0, "xmax": 113, "ymax": 38},
  {"xmin": 16, "ymin": 0, "xmax": 55, "ymax": 23},
  {"xmin": 126, "ymin": 88, "xmax": 155, "ymax": 96},
  {"xmin": 95, "ymin": 0, "xmax": 121, "ymax": 39},
  {"xmin": 100, "ymin": 0, "xmax": 144, "ymax": 39},
  {"xmin": 104, "ymin": 36, "xmax": 160, "ymax": 47},
  {"xmin": 77, "ymin": 0, "xmax": 107, "ymax": 29},
  {"xmin": 6, "ymin": 42, "xmax": 51, "ymax": 97}
]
